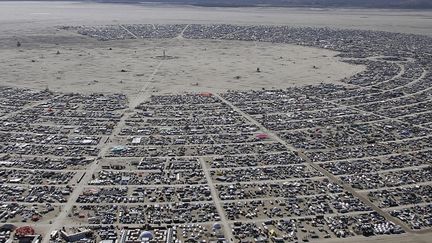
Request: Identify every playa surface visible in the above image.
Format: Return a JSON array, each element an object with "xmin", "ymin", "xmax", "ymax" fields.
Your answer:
[{"xmin": 1, "ymin": 1, "xmax": 431, "ymax": 95}]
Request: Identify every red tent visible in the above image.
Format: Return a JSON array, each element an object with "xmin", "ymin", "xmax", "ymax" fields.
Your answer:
[
  {"xmin": 16, "ymin": 226, "xmax": 35, "ymax": 237},
  {"xmin": 199, "ymin": 92, "xmax": 213, "ymax": 97},
  {"xmin": 31, "ymin": 215, "xmax": 40, "ymax": 222},
  {"xmin": 256, "ymin": 133, "xmax": 269, "ymax": 139}
]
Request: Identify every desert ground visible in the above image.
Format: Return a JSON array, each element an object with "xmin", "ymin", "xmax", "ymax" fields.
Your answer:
[
  {"xmin": 0, "ymin": 32, "xmax": 363, "ymax": 95},
  {"xmin": 0, "ymin": 1, "xmax": 430, "ymax": 95},
  {"xmin": 0, "ymin": 1, "xmax": 431, "ymax": 37}
]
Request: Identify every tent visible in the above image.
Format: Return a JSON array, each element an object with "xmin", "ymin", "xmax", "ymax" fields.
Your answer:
[
  {"xmin": 212, "ymin": 223, "xmax": 222, "ymax": 231},
  {"xmin": 16, "ymin": 226, "xmax": 35, "ymax": 237},
  {"xmin": 256, "ymin": 133, "xmax": 269, "ymax": 139},
  {"xmin": 0, "ymin": 224, "xmax": 16, "ymax": 231},
  {"xmin": 139, "ymin": 231, "xmax": 154, "ymax": 240},
  {"xmin": 199, "ymin": 92, "xmax": 213, "ymax": 97}
]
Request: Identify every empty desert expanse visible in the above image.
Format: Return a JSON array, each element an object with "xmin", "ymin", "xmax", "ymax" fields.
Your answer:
[
  {"xmin": 0, "ymin": 1, "xmax": 431, "ymax": 37},
  {"xmin": 0, "ymin": 33, "xmax": 363, "ymax": 95},
  {"xmin": 0, "ymin": 1, "xmax": 430, "ymax": 96}
]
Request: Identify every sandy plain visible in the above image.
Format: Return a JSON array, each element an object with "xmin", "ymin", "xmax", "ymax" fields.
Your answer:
[
  {"xmin": 0, "ymin": 1, "xmax": 431, "ymax": 96},
  {"xmin": 0, "ymin": 31, "xmax": 363, "ymax": 95},
  {"xmin": 0, "ymin": 1, "xmax": 431, "ymax": 37}
]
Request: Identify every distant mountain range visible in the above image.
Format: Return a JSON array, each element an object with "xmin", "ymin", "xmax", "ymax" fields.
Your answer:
[{"xmin": 97, "ymin": 0, "xmax": 432, "ymax": 9}]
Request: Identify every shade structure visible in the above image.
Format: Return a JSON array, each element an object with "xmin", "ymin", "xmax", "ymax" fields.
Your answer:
[
  {"xmin": 212, "ymin": 222, "xmax": 222, "ymax": 230},
  {"xmin": 15, "ymin": 226, "xmax": 35, "ymax": 237},
  {"xmin": 0, "ymin": 224, "xmax": 16, "ymax": 231},
  {"xmin": 139, "ymin": 231, "xmax": 154, "ymax": 240}
]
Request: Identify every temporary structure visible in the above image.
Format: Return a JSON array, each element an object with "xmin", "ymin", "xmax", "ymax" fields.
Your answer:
[
  {"xmin": 0, "ymin": 224, "xmax": 16, "ymax": 231},
  {"xmin": 199, "ymin": 92, "xmax": 213, "ymax": 97},
  {"xmin": 15, "ymin": 226, "xmax": 35, "ymax": 237},
  {"xmin": 256, "ymin": 133, "xmax": 269, "ymax": 140}
]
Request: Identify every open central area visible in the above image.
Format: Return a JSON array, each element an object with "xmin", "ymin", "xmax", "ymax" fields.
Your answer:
[{"xmin": 0, "ymin": 35, "xmax": 362, "ymax": 95}]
